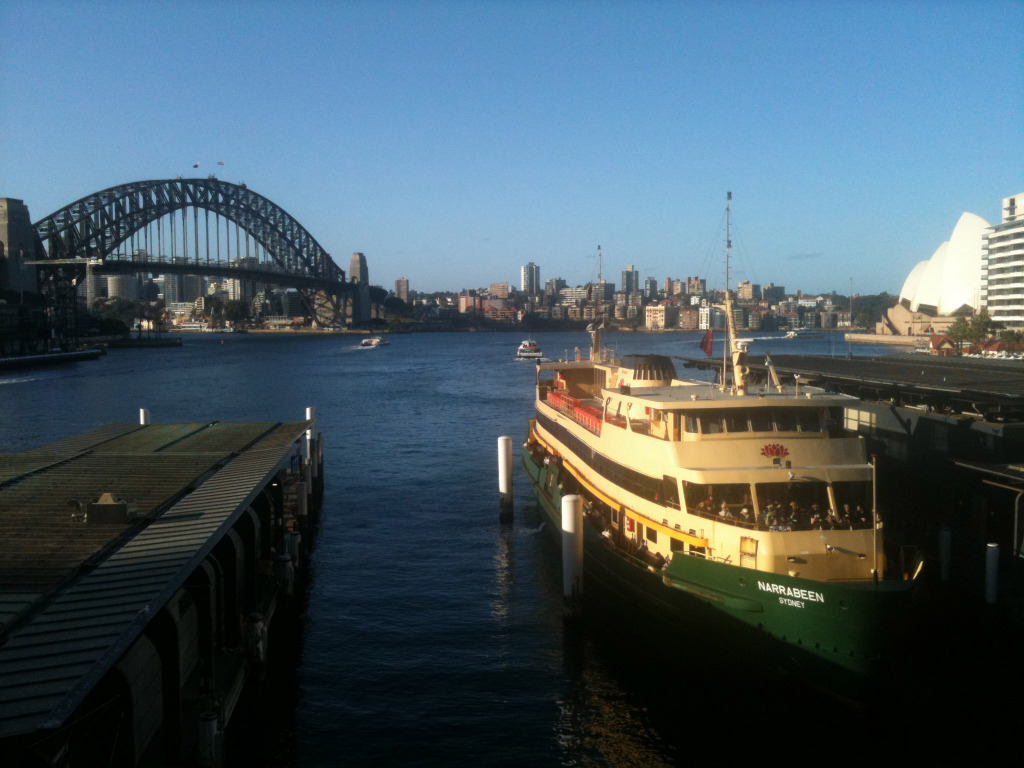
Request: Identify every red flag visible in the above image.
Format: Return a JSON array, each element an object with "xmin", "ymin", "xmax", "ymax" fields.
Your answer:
[{"xmin": 699, "ymin": 329, "xmax": 713, "ymax": 357}]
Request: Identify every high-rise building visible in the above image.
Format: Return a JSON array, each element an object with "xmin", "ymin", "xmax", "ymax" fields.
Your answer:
[
  {"xmin": 349, "ymin": 252, "xmax": 368, "ymax": 284},
  {"xmin": 226, "ymin": 257, "xmax": 260, "ymax": 304},
  {"xmin": 395, "ymin": 278, "xmax": 409, "ymax": 303},
  {"xmin": 762, "ymin": 283, "xmax": 786, "ymax": 303},
  {"xmin": 0, "ymin": 198, "xmax": 38, "ymax": 294},
  {"xmin": 738, "ymin": 281, "xmax": 761, "ymax": 301},
  {"xmin": 621, "ymin": 265, "xmax": 639, "ymax": 295},
  {"xmin": 489, "ymin": 282, "xmax": 509, "ymax": 298},
  {"xmin": 644, "ymin": 277, "xmax": 658, "ymax": 299},
  {"xmin": 982, "ymin": 192, "xmax": 1024, "ymax": 330},
  {"xmin": 107, "ymin": 275, "xmax": 141, "ymax": 301},
  {"xmin": 521, "ymin": 262, "xmax": 540, "ymax": 295},
  {"xmin": 545, "ymin": 277, "xmax": 566, "ymax": 296}
]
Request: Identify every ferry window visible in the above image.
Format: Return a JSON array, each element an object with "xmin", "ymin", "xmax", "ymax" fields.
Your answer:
[
  {"xmin": 773, "ymin": 408, "xmax": 798, "ymax": 432},
  {"xmin": 755, "ymin": 482, "xmax": 830, "ymax": 519},
  {"xmin": 670, "ymin": 538, "xmax": 685, "ymax": 552},
  {"xmin": 684, "ymin": 414, "xmax": 699, "ymax": 433},
  {"xmin": 826, "ymin": 407, "xmax": 845, "ymax": 437},
  {"xmin": 683, "ymin": 481, "xmax": 751, "ymax": 511},
  {"xmin": 797, "ymin": 409, "xmax": 822, "ymax": 432},
  {"xmin": 662, "ymin": 475, "xmax": 680, "ymax": 509},
  {"xmin": 832, "ymin": 481, "xmax": 871, "ymax": 510},
  {"xmin": 749, "ymin": 409, "xmax": 773, "ymax": 432},
  {"xmin": 699, "ymin": 411, "xmax": 725, "ymax": 434},
  {"xmin": 724, "ymin": 411, "xmax": 748, "ymax": 432},
  {"xmin": 646, "ymin": 527, "xmax": 657, "ymax": 543}
]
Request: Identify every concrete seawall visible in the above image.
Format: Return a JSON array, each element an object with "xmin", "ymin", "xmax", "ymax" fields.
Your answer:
[{"xmin": 845, "ymin": 332, "xmax": 927, "ymax": 347}]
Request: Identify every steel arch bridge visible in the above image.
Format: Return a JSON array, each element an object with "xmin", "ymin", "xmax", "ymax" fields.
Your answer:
[{"xmin": 33, "ymin": 178, "xmax": 356, "ymax": 326}]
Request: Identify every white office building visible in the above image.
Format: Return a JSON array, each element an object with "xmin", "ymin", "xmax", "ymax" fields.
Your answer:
[{"xmin": 982, "ymin": 192, "xmax": 1024, "ymax": 330}]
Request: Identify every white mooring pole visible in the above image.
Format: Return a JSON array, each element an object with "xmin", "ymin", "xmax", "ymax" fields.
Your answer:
[
  {"xmin": 305, "ymin": 406, "xmax": 317, "ymax": 479},
  {"xmin": 561, "ymin": 494, "xmax": 584, "ymax": 618},
  {"xmin": 139, "ymin": 408, "xmax": 150, "ymax": 425},
  {"xmin": 498, "ymin": 436, "xmax": 513, "ymax": 520}
]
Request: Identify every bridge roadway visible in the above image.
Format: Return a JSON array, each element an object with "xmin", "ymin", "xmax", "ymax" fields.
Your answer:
[
  {"xmin": 101, "ymin": 257, "xmax": 344, "ymax": 292},
  {"xmin": 679, "ymin": 353, "xmax": 1024, "ymax": 422}
]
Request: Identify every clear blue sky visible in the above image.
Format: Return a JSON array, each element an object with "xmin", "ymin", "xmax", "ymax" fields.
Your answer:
[{"xmin": 2, "ymin": 0, "xmax": 1021, "ymax": 296}]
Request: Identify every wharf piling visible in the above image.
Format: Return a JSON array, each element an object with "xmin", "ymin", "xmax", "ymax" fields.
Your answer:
[
  {"xmin": 498, "ymin": 435, "xmax": 513, "ymax": 521},
  {"xmin": 0, "ymin": 409, "xmax": 325, "ymax": 767},
  {"xmin": 561, "ymin": 494, "xmax": 584, "ymax": 619}
]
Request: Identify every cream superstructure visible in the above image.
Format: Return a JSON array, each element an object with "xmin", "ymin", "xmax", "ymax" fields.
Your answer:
[{"xmin": 532, "ymin": 350, "xmax": 883, "ymax": 584}]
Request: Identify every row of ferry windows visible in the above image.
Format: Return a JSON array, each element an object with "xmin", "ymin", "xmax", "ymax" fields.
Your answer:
[
  {"xmin": 682, "ymin": 407, "xmax": 841, "ymax": 435},
  {"xmin": 681, "ymin": 480, "xmax": 872, "ymax": 513}
]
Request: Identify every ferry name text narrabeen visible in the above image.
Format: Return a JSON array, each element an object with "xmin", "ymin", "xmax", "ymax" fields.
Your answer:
[{"xmin": 757, "ymin": 581, "xmax": 825, "ymax": 605}]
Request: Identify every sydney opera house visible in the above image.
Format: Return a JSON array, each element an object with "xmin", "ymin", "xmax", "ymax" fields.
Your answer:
[{"xmin": 877, "ymin": 192, "xmax": 1024, "ymax": 335}]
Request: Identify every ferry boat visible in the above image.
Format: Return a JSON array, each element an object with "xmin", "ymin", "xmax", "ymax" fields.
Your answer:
[
  {"xmin": 517, "ymin": 339, "xmax": 543, "ymax": 359},
  {"xmin": 522, "ymin": 201, "xmax": 920, "ymax": 691}
]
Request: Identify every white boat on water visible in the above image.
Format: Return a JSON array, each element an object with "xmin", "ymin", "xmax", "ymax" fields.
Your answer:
[
  {"xmin": 517, "ymin": 339, "xmax": 543, "ymax": 359},
  {"xmin": 359, "ymin": 336, "xmax": 388, "ymax": 348}
]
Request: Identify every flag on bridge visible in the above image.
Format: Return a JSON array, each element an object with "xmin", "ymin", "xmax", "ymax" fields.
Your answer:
[
  {"xmin": 192, "ymin": 163, "xmax": 199, "ymax": 168},
  {"xmin": 218, "ymin": 161, "xmax": 225, "ymax": 166},
  {"xmin": 699, "ymin": 329, "xmax": 713, "ymax": 357}
]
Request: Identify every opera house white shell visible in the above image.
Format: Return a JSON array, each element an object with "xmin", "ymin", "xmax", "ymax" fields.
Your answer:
[{"xmin": 898, "ymin": 212, "xmax": 990, "ymax": 316}]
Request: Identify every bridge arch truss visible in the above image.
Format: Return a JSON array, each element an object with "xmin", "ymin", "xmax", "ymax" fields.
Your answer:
[{"xmin": 33, "ymin": 178, "xmax": 352, "ymax": 325}]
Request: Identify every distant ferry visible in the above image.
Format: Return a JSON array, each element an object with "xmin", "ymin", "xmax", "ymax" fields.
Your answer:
[
  {"xmin": 516, "ymin": 339, "xmax": 543, "ymax": 359},
  {"xmin": 177, "ymin": 321, "xmax": 210, "ymax": 332}
]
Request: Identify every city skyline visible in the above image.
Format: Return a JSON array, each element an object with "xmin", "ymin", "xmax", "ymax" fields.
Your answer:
[{"xmin": 2, "ymin": 2, "xmax": 1021, "ymax": 297}]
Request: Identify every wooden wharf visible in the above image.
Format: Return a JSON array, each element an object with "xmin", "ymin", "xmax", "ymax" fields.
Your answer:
[{"xmin": 0, "ymin": 411, "xmax": 323, "ymax": 766}]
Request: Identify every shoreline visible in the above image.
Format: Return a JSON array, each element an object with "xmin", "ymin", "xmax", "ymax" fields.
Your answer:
[{"xmin": 844, "ymin": 332, "xmax": 927, "ymax": 347}]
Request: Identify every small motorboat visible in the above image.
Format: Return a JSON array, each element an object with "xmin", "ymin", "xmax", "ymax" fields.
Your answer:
[
  {"xmin": 359, "ymin": 336, "xmax": 388, "ymax": 348},
  {"xmin": 516, "ymin": 339, "xmax": 542, "ymax": 359}
]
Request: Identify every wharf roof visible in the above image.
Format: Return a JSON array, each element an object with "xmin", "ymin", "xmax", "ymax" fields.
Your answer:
[
  {"xmin": 0, "ymin": 419, "xmax": 309, "ymax": 738},
  {"xmin": 679, "ymin": 354, "xmax": 1024, "ymax": 422}
]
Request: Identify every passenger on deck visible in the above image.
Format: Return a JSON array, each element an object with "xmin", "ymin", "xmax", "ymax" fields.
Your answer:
[
  {"xmin": 719, "ymin": 501, "xmax": 733, "ymax": 519},
  {"xmin": 809, "ymin": 504, "xmax": 828, "ymax": 530}
]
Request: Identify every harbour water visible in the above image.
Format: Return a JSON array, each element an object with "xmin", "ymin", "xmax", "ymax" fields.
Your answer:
[{"xmin": 0, "ymin": 332, "xmax": 1002, "ymax": 764}]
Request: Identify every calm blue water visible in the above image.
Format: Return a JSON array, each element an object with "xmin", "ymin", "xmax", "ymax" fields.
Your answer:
[{"xmin": 0, "ymin": 331, "xmax": 913, "ymax": 765}]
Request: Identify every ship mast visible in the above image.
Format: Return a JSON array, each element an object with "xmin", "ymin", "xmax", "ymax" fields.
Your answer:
[
  {"xmin": 722, "ymin": 194, "xmax": 731, "ymax": 389},
  {"xmin": 723, "ymin": 192, "xmax": 749, "ymax": 395},
  {"xmin": 589, "ymin": 245, "xmax": 603, "ymax": 361}
]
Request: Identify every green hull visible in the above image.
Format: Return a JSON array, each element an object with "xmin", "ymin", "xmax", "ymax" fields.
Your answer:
[{"xmin": 522, "ymin": 441, "xmax": 916, "ymax": 692}]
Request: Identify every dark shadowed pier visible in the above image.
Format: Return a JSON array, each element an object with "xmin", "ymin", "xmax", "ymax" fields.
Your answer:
[{"xmin": 0, "ymin": 412, "xmax": 323, "ymax": 766}]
